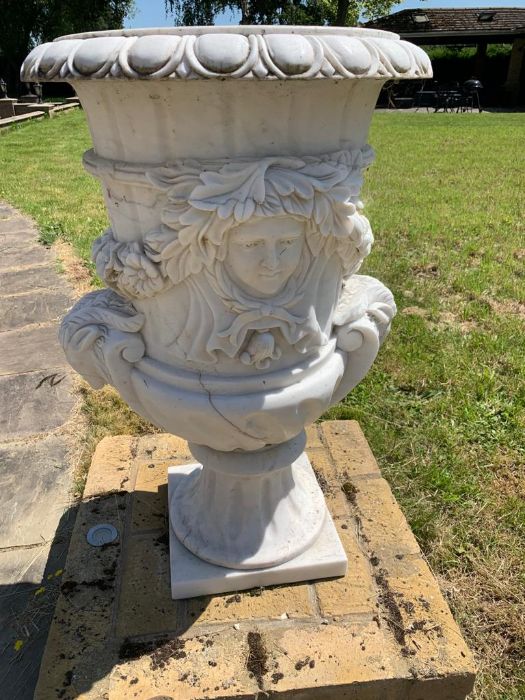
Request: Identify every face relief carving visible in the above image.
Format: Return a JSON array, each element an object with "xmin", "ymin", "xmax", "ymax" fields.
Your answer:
[{"xmin": 225, "ymin": 217, "xmax": 305, "ymax": 298}]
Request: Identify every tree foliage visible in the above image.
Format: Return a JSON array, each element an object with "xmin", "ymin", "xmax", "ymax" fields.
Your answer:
[
  {"xmin": 0, "ymin": 0, "xmax": 135, "ymax": 93},
  {"xmin": 164, "ymin": 0, "xmax": 401, "ymax": 27}
]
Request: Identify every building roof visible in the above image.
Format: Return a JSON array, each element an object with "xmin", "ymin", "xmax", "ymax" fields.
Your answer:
[{"xmin": 365, "ymin": 7, "xmax": 525, "ymax": 43}]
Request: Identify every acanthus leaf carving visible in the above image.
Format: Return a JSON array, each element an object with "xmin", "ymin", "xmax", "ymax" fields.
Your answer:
[
  {"xmin": 88, "ymin": 147, "xmax": 381, "ymax": 369},
  {"xmin": 91, "ymin": 146, "xmax": 375, "ymax": 297},
  {"xmin": 143, "ymin": 147, "xmax": 375, "ymax": 287}
]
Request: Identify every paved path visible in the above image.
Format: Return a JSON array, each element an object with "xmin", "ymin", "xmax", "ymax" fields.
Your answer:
[{"xmin": 0, "ymin": 202, "xmax": 78, "ymax": 699}]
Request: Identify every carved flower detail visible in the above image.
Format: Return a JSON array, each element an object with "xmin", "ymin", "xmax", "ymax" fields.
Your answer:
[
  {"xmin": 92, "ymin": 229, "xmax": 169, "ymax": 299},
  {"xmin": 114, "ymin": 246, "xmax": 166, "ymax": 298},
  {"xmin": 240, "ymin": 331, "xmax": 282, "ymax": 370}
]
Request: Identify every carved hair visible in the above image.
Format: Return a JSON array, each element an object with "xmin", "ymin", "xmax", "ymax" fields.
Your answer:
[
  {"xmin": 92, "ymin": 147, "xmax": 374, "ymax": 300},
  {"xmin": 144, "ymin": 148, "xmax": 374, "ymax": 285}
]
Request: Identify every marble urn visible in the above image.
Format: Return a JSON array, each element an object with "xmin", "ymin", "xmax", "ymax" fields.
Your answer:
[{"xmin": 22, "ymin": 27, "xmax": 431, "ymax": 598}]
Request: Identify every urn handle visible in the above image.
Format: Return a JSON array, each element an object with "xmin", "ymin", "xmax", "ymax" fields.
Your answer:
[
  {"xmin": 332, "ymin": 274, "xmax": 397, "ymax": 404},
  {"xmin": 59, "ymin": 289, "xmax": 147, "ymax": 413}
]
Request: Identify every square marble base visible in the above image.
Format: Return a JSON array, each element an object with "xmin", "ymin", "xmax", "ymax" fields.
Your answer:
[{"xmin": 168, "ymin": 461, "xmax": 348, "ymax": 600}]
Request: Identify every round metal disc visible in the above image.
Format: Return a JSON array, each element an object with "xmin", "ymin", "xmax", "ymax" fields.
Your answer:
[{"xmin": 87, "ymin": 523, "xmax": 118, "ymax": 547}]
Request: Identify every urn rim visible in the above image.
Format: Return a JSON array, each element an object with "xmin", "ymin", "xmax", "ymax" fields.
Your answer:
[
  {"xmin": 55, "ymin": 25, "xmax": 399, "ymax": 41},
  {"xmin": 21, "ymin": 24, "xmax": 432, "ymax": 83}
]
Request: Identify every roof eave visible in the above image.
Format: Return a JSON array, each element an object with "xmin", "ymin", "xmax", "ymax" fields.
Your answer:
[{"xmin": 396, "ymin": 28, "xmax": 525, "ymax": 43}]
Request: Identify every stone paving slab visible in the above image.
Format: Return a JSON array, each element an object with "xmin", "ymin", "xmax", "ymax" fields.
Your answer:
[
  {"xmin": 0, "ymin": 435, "xmax": 72, "ymax": 547},
  {"xmin": 0, "ymin": 522, "xmax": 74, "ymax": 700},
  {"xmin": 0, "ymin": 203, "xmax": 16, "ymax": 216},
  {"xmin": 34, "ymin": 421, "xmax": 476, "ymax": 700},
  {"xmin": 0, "ymin": 324, "xmax": 68, "ymax": 375},
  {"xmin": 0, "ymin": 263, "xmax": 65, "ymax": 295},
  {"xmin": 0, "ymin": 290, "xmax": 72, "ymax": 331},
  {"xmin": 0, "ymin": 227, "xmax": 38, "ymax": 245},
  {"xmin": 0, "ymin": 202, "xmax": 77, "ymax": 700},
  {"xmin": 0, "ymin": 544, "xmax": 54, "ymax": 700},
  {"xmin": 0, "ymin": 368, "xmax": 75, "ymax": 440},
  {"xmin": 0, "ymin": 213, "xmax": 39, "ymax": 233},
  {"xmin": 0, "ymin": 544, "xmax": 52, "ymax": 587},
  {"xmin": 0, "ymin": 243, "xmax": 53, "ymax": 270}
]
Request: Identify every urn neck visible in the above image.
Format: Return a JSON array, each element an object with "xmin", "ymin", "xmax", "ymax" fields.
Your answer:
[{"xmin": 188, "ymin": 431, "xmax": 306, "ymax": 477}]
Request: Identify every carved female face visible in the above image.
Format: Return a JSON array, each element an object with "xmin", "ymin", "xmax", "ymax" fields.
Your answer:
[{"xmin": 225, "ymin": 217, "xmax": 304, "ymax": 298}]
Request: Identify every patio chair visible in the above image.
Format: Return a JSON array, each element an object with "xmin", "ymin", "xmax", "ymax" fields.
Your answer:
[{"xmin": 414, "ymin": 89, "xmax": 437, "ymax": 112}]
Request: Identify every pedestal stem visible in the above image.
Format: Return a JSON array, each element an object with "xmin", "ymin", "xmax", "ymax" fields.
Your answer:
[{"xmin": 169, "ymin": 432, "xmax": 327, "ymax": 570}]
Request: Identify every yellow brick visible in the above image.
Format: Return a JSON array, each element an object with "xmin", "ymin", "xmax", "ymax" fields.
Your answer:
[
  {"xmin": 131, "ymin": 481, "xmax": 169, "ymax": 531},
  {"xmin": 83, "ymin": 435, "xmax": 136, "ymax": 497},
  {"xmin": 109, "ymin": 630, "xmax": 257, "ymax": 700},
  {"xmin": 307, "ymin": 447, "xmax": 350, "ymax": 519},
  {"xmin": 305, "ymin": 422, "xmax": 323, "ymax": 449},
  {"xmin": 269, "ymin": 622, "xmax": 399, "ymax": 694},
  {"xmin": 191, "ymin": 581, "xmax": 313, "ymax": 624},
  {"xmin": 135, "ymin": 433, "xmax": 194, "ymax": 463},
  {"xmin": 315, "ymin": 520, "xmax": 377, "ymax": 617},
  {"xmin": 135, "ymin": 459, "xmax": 171, "ymax": 493},
  {"xmin": 116, "ymin": 533, "xmax": 183, "ymax": 639},
  {"xmin": 354, "ymin": 478, "xmax": 421, "ymax": 559},
  {"xmin": 117, "ymin": 534, "xmax": 313, "ymax": 639},
  {"xmin": 321, "ymin": 420, "xmax": 381, "ymax": 479},
  {"xmin": 132, "ymin": 461, "xmax": 194, "ymax": 532},
  {"xmin": 372, "ymin": 555, "xmax": 475, "ymax": 679}
]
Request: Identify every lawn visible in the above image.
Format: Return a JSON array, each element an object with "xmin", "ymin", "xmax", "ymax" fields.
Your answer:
[{"xmin": 1, "ymin": 110, "xmax": 524, "ymax": 699}]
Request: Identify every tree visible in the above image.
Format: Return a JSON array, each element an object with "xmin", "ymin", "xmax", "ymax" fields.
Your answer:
[
  {"xmin": 0, "ymin": 0, "xmax": 135, "ymax": 94},
  {"xmin": 164, "ymin": 0, "xmax": 402, "ymax": 27}
]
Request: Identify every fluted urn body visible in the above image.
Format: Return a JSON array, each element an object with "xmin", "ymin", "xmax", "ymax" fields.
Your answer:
[{"xmin": 23, "ymin": 27, "xmax": 431, "ymax": 596}]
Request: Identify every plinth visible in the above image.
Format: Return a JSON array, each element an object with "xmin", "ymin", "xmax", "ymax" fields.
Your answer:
[{"xmin": 35, "ymin": 422, "xmax": 475, "ymax": 700}]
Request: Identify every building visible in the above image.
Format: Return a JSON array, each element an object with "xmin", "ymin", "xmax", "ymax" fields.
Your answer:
[{"xmin": 365, "ymin": 7, "xmax": 525, "ymax": 105}]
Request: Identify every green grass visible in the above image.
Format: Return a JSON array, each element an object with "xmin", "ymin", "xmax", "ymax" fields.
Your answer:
[
  {"xmin": 0, "ymin": 111, "xmax": 106, "ymax": 278},
  {"xmin": 1, "ymin": 110, "xmax": 524, "ymax": 699},
  {"xmin": 327, "ymin": 112, "xmax": 525, "ymax": 699}
]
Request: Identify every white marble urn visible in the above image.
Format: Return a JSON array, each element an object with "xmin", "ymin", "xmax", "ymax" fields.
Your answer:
[{"xmin": 22, "ymin": 27, "xmax": 431, "ymax": 598}]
